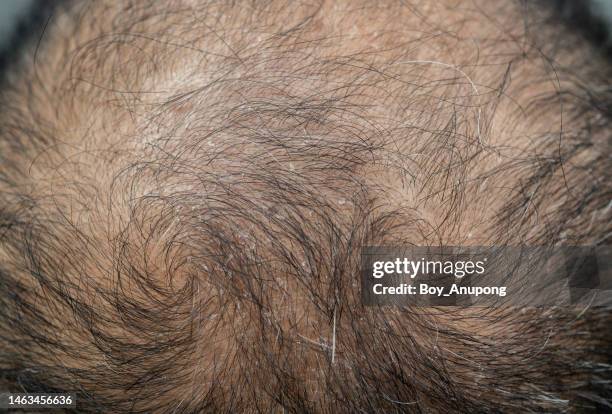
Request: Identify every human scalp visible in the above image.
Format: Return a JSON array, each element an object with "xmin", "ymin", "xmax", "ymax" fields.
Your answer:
[{"xmin": 0, "ymin": 0, "xmax": 611, "ymax": 412}]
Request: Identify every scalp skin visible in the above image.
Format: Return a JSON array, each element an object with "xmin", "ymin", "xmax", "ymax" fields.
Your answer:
[{"xmin": 0, "ymin": 1, "xmax": 611, "ymax": 412}]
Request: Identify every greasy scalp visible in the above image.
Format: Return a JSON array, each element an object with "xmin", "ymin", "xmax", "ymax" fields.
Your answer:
[{"xmin": 0, "ymin": 0, "xmax": 611, "ymax": 412}]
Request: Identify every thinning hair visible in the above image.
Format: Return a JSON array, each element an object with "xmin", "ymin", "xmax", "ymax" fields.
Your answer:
[{"xmin": 0, "ymin": 0, "xmax": 611, "ymax": 412}]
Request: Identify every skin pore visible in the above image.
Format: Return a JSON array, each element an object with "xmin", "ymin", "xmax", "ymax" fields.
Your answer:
[{"xmin": 0, "ymin": 0, "xmax": 611, "ymax": 412}]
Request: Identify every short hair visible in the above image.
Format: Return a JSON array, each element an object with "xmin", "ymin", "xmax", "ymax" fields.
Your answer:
[{"xmin": 0, "ymin": 0, "xmax": 611, "ymax": 412}]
